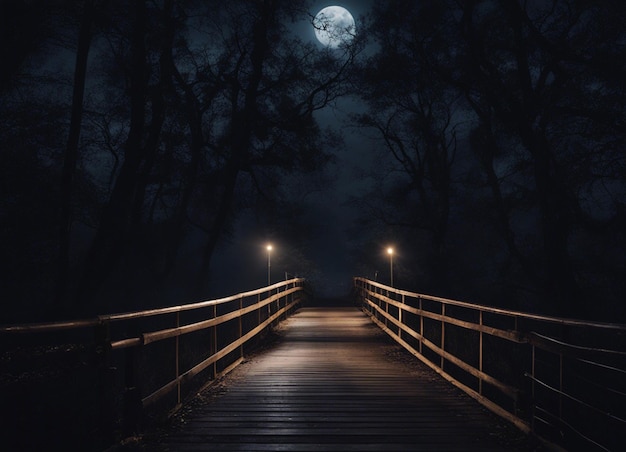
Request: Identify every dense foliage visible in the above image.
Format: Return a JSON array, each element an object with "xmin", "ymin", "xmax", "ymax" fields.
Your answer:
[
  {"xmin": 1, "ymin": 0, "xmax": 624, "ymax": 321},
  {"xmin": 352, "ymin": 0, "xmax": 625, "ymax": 320},
  {"xmin": 0, "ymin": 0, "xmax": 357, "ymax": 319}
]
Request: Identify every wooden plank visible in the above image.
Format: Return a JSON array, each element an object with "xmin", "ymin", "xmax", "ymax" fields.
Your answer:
[{"xmin": 141, "ymin": 306, "xmax": 533, "ymax": 451}]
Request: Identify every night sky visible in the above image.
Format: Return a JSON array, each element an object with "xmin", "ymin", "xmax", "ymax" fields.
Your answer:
[
  {"xmin": 210, "ymin": 1, "xmax": 377, "ymax": 297},
  {"xmin": 1, "ymin": 0, "xmax": 625, "ymax": 322}
]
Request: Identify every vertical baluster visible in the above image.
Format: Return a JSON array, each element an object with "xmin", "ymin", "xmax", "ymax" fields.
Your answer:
[
  {"xmin": 559, "ymin": 352, "xmax": 563, "ymax": 423},
  {"xmin": 175, "ymin": 311, "xmax": 181, "ymax": 408},
  {"xmin": 479, "ymin": 310, "xmax": 483, "ymax": 395},
  {"xmin": 239, "ymin": 296, "xmax": 244, "ymax": 359},
  {"xmin": 419, "ymin": 297, "xmax": 423, "ymax": 355},
  {"xmin": 94, "ymin": 320, "xmax": 114, "ymax": 446},
  {"xmin": 385, "ymin": 289, "xmax": 389, "ymax": 328},
  {"xmin": 122, "ymin": 345, "xmax": 142, "ymax": 437},
  {"xmin": 441, "ymin": 304, "xmax": 445, "ymax": 371},
  {"xmin": 399, "ymin": 294, "xmax": 404, "ymax": 341},
  {"xmin": 531, "ymin": 344, "xmax": 536, "ymax": 434},
  {"xmin": 212, "ymin": 304, "xmax": 217, "ymax": 379}
]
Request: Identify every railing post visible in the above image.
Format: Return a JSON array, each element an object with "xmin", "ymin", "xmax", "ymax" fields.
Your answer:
[
  {"xmin": 531, "ymin": 344, "xmax": 536, "ymax": 434},
  {"xmin": 94, "ymin": 320, "xmax": 115, "ymax": 447},
  {"xmin": 362, "ymin": 280, "xmax": 367, "ymax": 311},
  {"xmin": 122, "ymin": 346, "xmax": 142, "ymax": 437},
  {"xmin": 239, "ymin": 296, "xmax": 244, "ymax": 359},
  {"xmin": 479, "ymin": 310, "xmax": 483, "ymax": 395},
  {"xmin": 385, "ymin": 290, "xmax": 389, "ymax": 328},
  {"xmin": 559, "ymin": 352, "xmax": 563, "ymax": 422},
  {"xmin": 441, "ymin": 304, "xmax": 445, "ymax": 371},
  {"xmin": 419, "ymin": 297, "xmax": 423, "ymax": 355},
  {"xmin": 175, "ymin": 311, "xmax": 181, "ymax": 409},
  {"xmin": 378, "ymin": 286, "xmax": 383, "ymax": 322},
  {"xmin": 399, "ymin": 294, "xmax": 404, "ymax": 341},
  {"xmin": 212, "ymin": 304, "xmax": 217, "ymax": 379}
]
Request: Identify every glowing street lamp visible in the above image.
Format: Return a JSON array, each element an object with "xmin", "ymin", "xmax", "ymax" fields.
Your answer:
[
  {"xmin": 387, "ymin": 247, "xmax": 394, "ymax": 286},
  {"xmin": 266, "ymin": 244, "xmax": 273, "ymax": 285}
]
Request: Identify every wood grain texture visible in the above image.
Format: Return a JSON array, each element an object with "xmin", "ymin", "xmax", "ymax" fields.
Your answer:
[{"xmin": 154, "ymin": 305, "xmax": 536, "ymax": 451}]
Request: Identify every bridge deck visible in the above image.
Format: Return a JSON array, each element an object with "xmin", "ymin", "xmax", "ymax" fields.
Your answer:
[{"xmin": 146, "ymin": 304, "xmax": 535, "ymax": 451}]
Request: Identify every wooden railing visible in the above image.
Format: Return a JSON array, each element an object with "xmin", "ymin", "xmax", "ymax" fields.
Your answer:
[
  {"xmin": 353, "ymin": 277, "xmax": 626, "ymax": 451},
  {"xmin": 1, "ymin": 278, "xmax": 307, "ymax": 448}
]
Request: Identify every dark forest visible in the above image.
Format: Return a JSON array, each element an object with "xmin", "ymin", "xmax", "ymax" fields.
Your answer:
[{"xmin": 1, "ymin": 0, "xmax": 625, "ymax": 323}]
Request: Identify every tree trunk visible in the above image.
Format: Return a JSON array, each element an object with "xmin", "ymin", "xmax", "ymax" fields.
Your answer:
[
  {"xmin": 472, "ymin": 119, "xmax": 538, "ymax": 283},
  {"xmin": 197, "ymin": 4, "xmax": 273, "ymax": 291},
  {"xmin": 506, "ymin": 3, "xmax": 582, "ymax": 314},
  {"xmin": 57, "ymin": 0, "xmax": 94, "ymax": 310},
  {"xmin": 530, "ymin": 132, "xmax": 581, "ymax": 314},
  {"xmin": 162, "ymin": 60, "xmax": 212, "ymax": 279},
  {"xmin": 76, "ymin": 0, "xmax": 148, "ymax": 304}
]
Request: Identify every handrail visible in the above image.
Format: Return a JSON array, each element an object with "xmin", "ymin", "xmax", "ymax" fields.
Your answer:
[
  {"xmin": 98, "ymin": 279, "xmax": 296, "ymax": 321},
  {"xmin": 353, "ymin": 277, "xmax": 626, "ymax": 452},
  {"xmin": 1, "ymin": 278, "xmax": 308, "ymax": 448},
  {"xmin": 0, "ymin": 318, "xmax": 100, "ymax": 333},
  {"xmin": 0, "ymin": 279, "xmax": 299, "ymax": 332},
  {"xmin": 359, "ymin": 278, "xmax": 625, "ymax": 330}
]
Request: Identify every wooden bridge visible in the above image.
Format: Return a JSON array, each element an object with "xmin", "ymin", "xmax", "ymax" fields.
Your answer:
[
  {"xmin": 148, "ymin": 302, "xmax": 530, "ymax": 451},
  {"xmin": 1, "ymin": 278, "xmax": 625, "ymax": 451}
]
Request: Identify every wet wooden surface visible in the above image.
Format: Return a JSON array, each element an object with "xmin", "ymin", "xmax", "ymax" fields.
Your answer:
[{"xmin": 150, "ymin": 302, "xmax": 536, "ymax": 451}]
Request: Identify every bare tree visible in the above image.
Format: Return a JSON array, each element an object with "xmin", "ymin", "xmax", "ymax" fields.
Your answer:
[
  {"xmin": 354, "ymin": 0, "xmax": 626, "ymax": 316},
  {"xmin": 354, "ymin": 1, "xmax": 458, "ymax": 291},
  {"xmin": 57, "ymin": 0, "xmax": 95, "ymax": 309}
]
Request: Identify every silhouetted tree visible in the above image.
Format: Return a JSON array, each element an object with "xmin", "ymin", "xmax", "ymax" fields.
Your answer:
[
  {"xmin": 1, "ymin": 0, "xmax": 358, "ymax": 316},
  {"xmin": 189, "ymin": 1, "xmax": 357, "ymax": 287},
  {"xmin": 0, "ymin": 0, "xmax": 51, "ymax": 92},
  {"xmin": 58, "ymin": 0, "xmax": 95, "ymax": 309},
  {"xmin": 353, "ymin": 1, "xmax": 459, "ymax": 292},
  {"xmin": 455, "ymin": 0, "xmax": 626, "ymax": 315},
  {"xmin": 354, "ymin": 0, "xmax": 626, "ymax": 318}
]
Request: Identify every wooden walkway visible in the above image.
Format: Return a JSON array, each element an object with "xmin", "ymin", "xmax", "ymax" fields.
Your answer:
[{"xmin": 146, "ymin": 304, "xmax": 536, "ymax": 451}]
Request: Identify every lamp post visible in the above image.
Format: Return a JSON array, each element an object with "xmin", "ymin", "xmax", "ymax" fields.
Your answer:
[
  {"xmin": 387, "ymin": 247, "xmax": 394, "ymax": 286},
  {"xmin": 266, "ymin": 244, "xmax": 272, "ymax": 285}
]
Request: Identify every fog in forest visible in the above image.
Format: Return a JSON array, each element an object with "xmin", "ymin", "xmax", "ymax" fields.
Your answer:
[{"xmin": 1, "ymin": 0, "xmax": 625, "ymax": 323}]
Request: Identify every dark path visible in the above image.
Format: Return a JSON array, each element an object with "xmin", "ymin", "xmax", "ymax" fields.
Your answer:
[{"xmin": 142, "ymin": 304, "xmax": 536, "ymax": 451}]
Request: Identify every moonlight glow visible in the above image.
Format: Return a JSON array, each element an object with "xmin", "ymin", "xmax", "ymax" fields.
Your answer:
[{"xmin": 313, "ymin": 6, "xmax": 355, "ymax": 48}]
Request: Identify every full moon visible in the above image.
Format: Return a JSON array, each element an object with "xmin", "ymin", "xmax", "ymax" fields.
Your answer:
[{"xmin": 313, "ymin": 6, "xmax": 356, "ymax": 48}]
